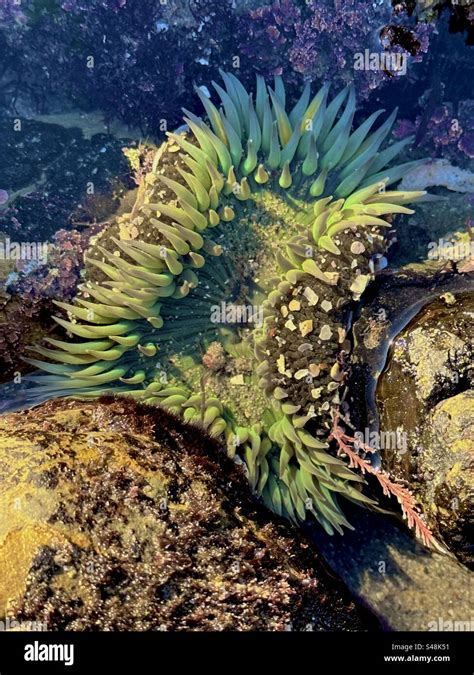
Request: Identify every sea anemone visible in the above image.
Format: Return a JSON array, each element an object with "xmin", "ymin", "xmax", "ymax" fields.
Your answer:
[{"xmin": 15, "ymin": 72, "xmax": 426, "ymax": 535}]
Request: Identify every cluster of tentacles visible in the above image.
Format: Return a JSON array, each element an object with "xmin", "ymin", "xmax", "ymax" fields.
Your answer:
[{"xmin": 15, "ymin": 72, "xmax": 427, "ymax": 535}]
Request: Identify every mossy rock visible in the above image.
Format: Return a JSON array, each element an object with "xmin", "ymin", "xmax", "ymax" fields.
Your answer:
[
  {"xmin": 374, "ymin": 290, "xmax": 473, "ymax": 565},
  {"xmin": 0, "ymin": 397, "xmax": 373, "ymax": 631},
  {"xmin": 421, "ymin": 391, "xmax": 473, "ymax": 566}
]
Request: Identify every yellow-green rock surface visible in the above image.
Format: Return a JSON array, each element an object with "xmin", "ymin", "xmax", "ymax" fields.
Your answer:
[{"xmin": 0, "ymin": 397, "xmax": 371, "ymax": 631}]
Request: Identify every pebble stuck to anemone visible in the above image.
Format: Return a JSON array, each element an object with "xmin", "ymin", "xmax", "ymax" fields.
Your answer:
[{"xmin": 12, "ymin": 72, "xmax": 428, "ymax": 536}]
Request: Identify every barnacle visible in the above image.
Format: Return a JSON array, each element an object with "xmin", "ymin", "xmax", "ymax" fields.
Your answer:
[{"xmin": 19, "ymin": 72, "xmax": 426, "ymax": 534}]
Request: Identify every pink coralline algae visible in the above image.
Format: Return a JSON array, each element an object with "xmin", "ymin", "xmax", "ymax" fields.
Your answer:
[
  {"xmin": 8, "ymin": 227, "xmax": 102, "ymax": 302},
  {"xmin": 0, "ymin": 0, "xmax": 25, "ymax": 22},
  {"xmin": 1, "ymin": 226, "xmax": 102, "ymax": 380},
  {"xmin": 61, "ymin": 0, "xmax": 126, "ymax": 12},
  {"xmin": 239, "ymin": 0, "xmax": 433, "ymax": 99},
  {"xmin": 458, "ymin": 133, "xmax": 474, "ymax": 160},
  {"xmin": 394, "ymin": 99, "xmax": 474, "ymax": 161},
  {"xmin": 239, "ymin": 0, "xmax": 302, "ymax": 77},
  {"xmin": 393, "ymin": 118, "xmax": 417, "ymax": 139}
]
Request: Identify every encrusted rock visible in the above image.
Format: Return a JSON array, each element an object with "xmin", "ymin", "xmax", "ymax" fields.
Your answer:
[
  {"xmin": 419, "ymin": 391, "xmax": 473, "ymax": 567},
  {"xmin": 0, "ymin": 397, "xmax": 373, "ymax": 631},
  {"xmin": 375, "ymin": 290, "xmax": 473, "ymax": 566}
]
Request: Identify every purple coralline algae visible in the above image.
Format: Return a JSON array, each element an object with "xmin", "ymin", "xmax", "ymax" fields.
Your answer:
[
  {"xmin": 239, "ymin": 0, "xmax": 433, "ymax": 99},
  {"xmin": 61, "ymin": 0, "xmax": 127, "ymax": 11},
  {"xmin": 0, "ymin": 0, "xmax": 25, "ymax": 22},
  {"xmin": 395, "ymin": 98, "xmax": 474, "ymax": 161},
  {"xmin": 8, "ymin": 227, "xmax": 101, "ymax": 302}
]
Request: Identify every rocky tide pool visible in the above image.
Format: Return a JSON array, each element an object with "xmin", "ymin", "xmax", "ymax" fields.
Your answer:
[{"xmin": 0, "ymin": 0, "xmax": 472, "ymax": 670}]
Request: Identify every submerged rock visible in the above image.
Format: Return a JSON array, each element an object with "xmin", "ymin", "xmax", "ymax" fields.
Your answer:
[
  {"xmin": 421, "ymin": 392, "xmax": 473, "ymax": 562},
  {"xmin": 377, "ymin": 291, "xmax": 473, "ymax": 566},
  {"xmin": 0, "ymin": 291, "xmax": 55, "ymax": 383},
  {"xmin": 308, "ymin": 502, "xmax": 473, "ymax": 632},
  {"xmin": 350, "ymin": 264, "xmax": 473, "ymax": 566},
  {"xmin": 0, "ymin": 119, "xmax": 133, "ymax": 241},
  {"xmin": 0, "ymin": 397, "xmax": 374, "ymax": 631},
  {"xmin": 311, "ymin": 268, "xmax": 473, "ymax": 628}
]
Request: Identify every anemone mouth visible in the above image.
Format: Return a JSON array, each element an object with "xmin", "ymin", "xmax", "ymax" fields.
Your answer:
[{"xmin": 19, "ymin": 71, "xmax": 427, "ymax": 534}]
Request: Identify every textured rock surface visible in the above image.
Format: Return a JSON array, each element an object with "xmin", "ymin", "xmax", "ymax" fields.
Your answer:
[
  {"xmin": 332, "ymin": 268, "xmax": 473, "ymax": 625},
  {"xmin": 418, "ymin": 392, "xmax": 473, "ymax": 565},
  {"xmin": 309, "ymin": 504, "xmax": 473, "ymax": 632},
  {"xmin": 0, "ymin": 119, "xmax": 132, "ymax": 241},
  {"xmin": 376, "ymin": 291, "xmax": 473, "ymax": 566},
  {"xmin": 0, "ymin": 397, "xmax": 375, "ymax": 631},
  {"xmin": 0, "ymin": 291, "xmax": 55, "ymax": 383}
]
